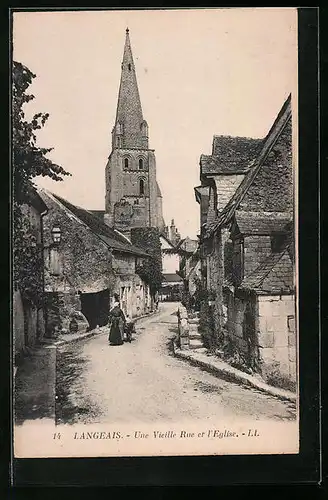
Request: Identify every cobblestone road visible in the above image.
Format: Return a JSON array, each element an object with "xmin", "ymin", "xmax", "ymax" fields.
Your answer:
[{"xmin": 55, "ymin": 302, "xmax": 296, "ymax": 425}]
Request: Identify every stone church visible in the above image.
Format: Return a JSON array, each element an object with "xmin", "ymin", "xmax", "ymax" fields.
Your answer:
[{"xmin": 104, "ymin": 28, "xmax": 165, "ymax": 237}]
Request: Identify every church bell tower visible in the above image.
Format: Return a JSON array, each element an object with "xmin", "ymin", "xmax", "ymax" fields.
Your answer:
[{"xmin": 105, "ymin": 28, "xmax": 164, "ymax": 236}]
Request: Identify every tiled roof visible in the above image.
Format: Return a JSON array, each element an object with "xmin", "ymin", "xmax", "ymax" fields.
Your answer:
[
  {"xmin": 90, "ymin": 210, "xmax": 105, "ymax": 219},
  {"xmin": 162, "ymin": 273, "xmax": 184, "ymax": 283},
  {"xmin": 233, "ymin": 211, "xmax": 292, "ymax": 235},
  {"xmin": 212, "ymin": 135, "xmax": 263, "ymax": 157},
  {"xmin": 200, "ymin": 136, "xmax": 262, "ymax": 177},
  {"xmin": 239, "ymin": 247, "xmax": 294, "ymax": 295},
  {"xmin": 204, "ymin": 94, "xmax": 292, "ymax": 238},
  {"xmin": 51, "ymin": 194, "xmax": 149, "ymax": 257}
]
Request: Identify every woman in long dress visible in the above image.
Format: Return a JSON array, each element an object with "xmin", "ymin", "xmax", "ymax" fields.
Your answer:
[{"xmin": 108, "ymin": 303, "xmax": 126, "ymax": 346}]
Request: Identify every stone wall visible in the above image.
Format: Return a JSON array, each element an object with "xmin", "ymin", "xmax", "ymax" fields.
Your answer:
[
  {"xmin": 215, "ymin": 174, "xmax": 245, "ymax": 211},
  {"xmin": 257, "ymin": 294, "xmax": 296, "ymax": 382},
  {"xmin": 106, "ymin": 147, "xmax": 160, "ymax": 230},
  {"xmin": 118, "ymin": 276, "xmax": 151, "ymax": 318},
  {"xmin": 207, "ymin": 232, "xmax": 224, "ymax": 340},
  {"xmin": 113, "ymin": 253, "xmax": 136, "ymax": 275},
  {"xmin": 45, "ymin": 290, "xmax": 81, "ymax": 336},
  {"xmin": 225, "ymin": 289, "xmax": 296, "ymax": 383},
  {"xmin": 13, "ymin": 289, "xmax": 46, "ymax": 358},
  {"xmin": 240, "ymin": 118, "xmax": 293, "ymax": 212},
  {"xmin": 225, "ymin": 290, "xmax": 249, "ymax": 355},
  {"xmin": 41, "ymin": 193, "xmax": 116, "ymax": 295}
]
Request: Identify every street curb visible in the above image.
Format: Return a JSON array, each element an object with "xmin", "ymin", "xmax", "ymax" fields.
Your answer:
[
  {"xmin": 172, "ymin": 342, "xmax": 297, "ymax": 403},
  {"xmin": 52, "ymin": 308, "xmax": 162, "ymax": 347}
]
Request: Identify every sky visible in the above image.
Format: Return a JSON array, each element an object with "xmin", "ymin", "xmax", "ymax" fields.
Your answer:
[{"xmin": 13, "ymin": 8, "xmax": 297, "ymax": 239}]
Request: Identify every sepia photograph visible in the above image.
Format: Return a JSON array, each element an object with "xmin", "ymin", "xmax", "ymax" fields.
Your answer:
[{"xmin": 12, "ymin": 7, "xmax": 299, "ymax": 458}]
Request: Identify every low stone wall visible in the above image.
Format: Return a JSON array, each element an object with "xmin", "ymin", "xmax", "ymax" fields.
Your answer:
[
  {"xmin": 177, "ymin": 306, "xmax": 202, "ymax": 350},
  {"xmin": 177, "ymin": 305, "xmax": 189, "ymax": 350}
]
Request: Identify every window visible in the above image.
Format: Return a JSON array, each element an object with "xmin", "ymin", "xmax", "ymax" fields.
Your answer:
[
  {"xmin": 124, "ymin": 158, "xmax": 129, "ymax": 169},
  {"xmin": 139, "ymin": 158, "xmax": 143, "ymax": 170},
  {"xmin": 232, "ymin": 238, "xmax": 244, "ymax": 286},
  {"xmin": 49, "ymin": 248, "xmax": 61, "ymax": 276},
  {"xmin": 139, "ymin": 179, "xmax": 145, "ymax": 195},
  {"xmin": 128, "ymin": 63, "xmax": 131, "ymax": 71}
]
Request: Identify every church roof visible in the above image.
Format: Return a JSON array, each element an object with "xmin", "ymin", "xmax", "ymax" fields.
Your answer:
[
  {"xmin": 48, "ymin": 193, "xmax": 149, "ymax": 257},
  {"xmin": 113, "ymin": 28, "xmax": 145, "ymax": 149}
]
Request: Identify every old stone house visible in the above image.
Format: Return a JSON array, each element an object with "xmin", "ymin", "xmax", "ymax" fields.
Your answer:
[
  {"xmin": 196, "ymin": 94, "xmax": 296, "ymax": 385},
  {"xmin": 13, "ymin": 186, "xmax": 48, "ymax": 361},
  {"xmin": 176, "ymin": 237, "xmax": 200, "ymax": 298},
  {"xmin": 37, "ymin": 189, "xmax": 151, "ymax": 336}
]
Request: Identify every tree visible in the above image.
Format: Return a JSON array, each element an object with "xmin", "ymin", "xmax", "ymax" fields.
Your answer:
[
  {"xmin": 12, "ymin": 61, "xmax": 71, "ymax": 305},
  {"xmin": 130, "ymin": 227, "xmax": 163, "ymax": 297},
  {"xmin": 12, "ymin": 61, "xmax": 70, "ymax": 202}
]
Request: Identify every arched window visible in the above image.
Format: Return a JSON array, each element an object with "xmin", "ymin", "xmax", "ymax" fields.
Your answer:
[
  {"xmin": 139, "ymin": 158, "xmax": 143, "ymax": 170},
  {"xmin": 124, "ymin": 158, "xmax": 129, "ymax": 169},
  {"xmin": 139, "ymin": 179, "xmax": 145, "ymax": 195}
]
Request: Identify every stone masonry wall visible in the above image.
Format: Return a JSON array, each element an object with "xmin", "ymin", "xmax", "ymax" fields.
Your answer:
[
  {"xmin": 207, "ymin": 232, "xmax": 224, "ymax": 339},
  {"xmin": 240, "ymin": 118, "xmax": 292, "ymax": 212},
  {"xmin": 215, "ymin": 174, "xmax": 245, "ymax": 211},
  {"xmin": 258, "ymin": 294, "xmax": 296, "ymax": 382},
  {"xmin": 41, "ymin": 194, "xmax": 116, "ymax": 295},
  {"xmin": 106, "ymin": 148, "xmax": 159, "ymax": 230},
  {"xmin": 226, "ymin": 290, "xmax": 249, "ymax": 355}
]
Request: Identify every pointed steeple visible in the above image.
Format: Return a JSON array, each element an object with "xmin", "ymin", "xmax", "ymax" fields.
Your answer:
[{"xmin": 112, "ymin": 28, "xmax": 149, "ymax": 149}]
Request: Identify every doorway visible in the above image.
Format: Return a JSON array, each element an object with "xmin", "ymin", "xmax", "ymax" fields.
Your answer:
[{"xmin": 80, "ymin": 289, "xmax": 110, "ymax": 331}]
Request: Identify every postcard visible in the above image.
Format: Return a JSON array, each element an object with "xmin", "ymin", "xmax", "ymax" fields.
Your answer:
[{"xmin": 12, "ymin": 7, "xmax": 299, "ymax": 459}]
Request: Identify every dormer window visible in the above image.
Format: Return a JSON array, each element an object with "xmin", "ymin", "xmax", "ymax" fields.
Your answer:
[
  {"xmin": 139, "ymin": 158, "xmax": 143, "ymax": 170},
  {"xmin": 128, "ymin": 63, "xmax": 131, "ymax": 71}
]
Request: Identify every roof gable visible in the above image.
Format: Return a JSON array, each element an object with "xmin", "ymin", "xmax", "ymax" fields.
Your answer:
[
  {"xmin": 200, "ymin": 136, "xmax": 262, "ymax": 177},
  {"xmin": 240, "ymin": 247, "xmax": 294, "ymax": 294},
  {"xmin": 40, "ymin": 191, "xmax": 148, "ymax": 257},
  {"xmin": 160, "ymin": 234, "xmax": 175, "ymax": 249},
  {"xmin": 204, "ymin": 94, "xmax": 292, "ymax": 238}
]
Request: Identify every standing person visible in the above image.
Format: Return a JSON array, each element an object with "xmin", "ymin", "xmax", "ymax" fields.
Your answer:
[
  {"xmin": 108, "ymin": 303, "xmax": 126, "ymax": 346},
  {"xmin": 111, "ymin": 293, "xmax": 120, "ymax": 309}
]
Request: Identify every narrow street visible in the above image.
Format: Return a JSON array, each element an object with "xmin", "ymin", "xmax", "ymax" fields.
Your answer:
[{"xmin": 56, "ymin": 303, "xmax": 296, "ymax": 425}]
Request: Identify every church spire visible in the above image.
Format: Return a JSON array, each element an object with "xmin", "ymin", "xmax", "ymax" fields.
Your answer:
[{"xmin": 112, "ymin": 28, "xmax": 149, "ymax": 149}]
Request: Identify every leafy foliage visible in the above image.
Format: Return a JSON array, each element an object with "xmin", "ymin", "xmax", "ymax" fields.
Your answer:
[
  {"xmin": 12, "ymin": 61, "xmax": 71, "ymax": 305},
  {"xmin": 130, "ymin": 227, "xmax": 163, "ymax": 296},
  {"xmin": 12, "ymin": 61, "xmax": 70, "ymax": 202}
]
